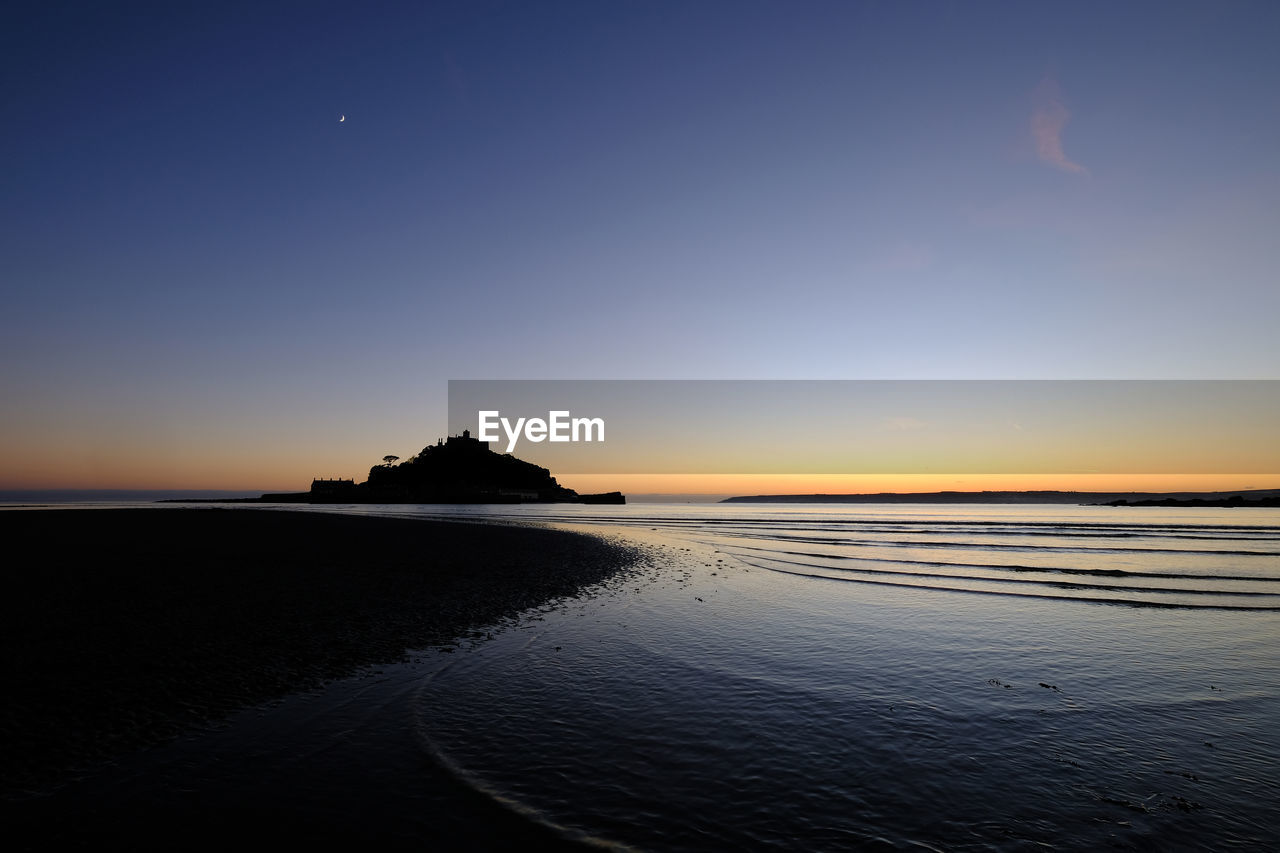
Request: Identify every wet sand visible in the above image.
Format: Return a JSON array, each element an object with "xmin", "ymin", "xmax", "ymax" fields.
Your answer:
[{"xmin": 0, "ymin": 508, "xmax": 637, "ymax": 848}]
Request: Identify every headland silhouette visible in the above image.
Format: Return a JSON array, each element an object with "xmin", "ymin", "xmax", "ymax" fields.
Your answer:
[{"xmin": 723, "ymin": 489, "xmax": 1280, "ymax": 505}]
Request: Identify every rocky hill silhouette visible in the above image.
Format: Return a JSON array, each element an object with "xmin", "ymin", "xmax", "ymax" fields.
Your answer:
[
  {"xmin": 363, "ymin": 430, "xmax": 581, "ymax": 502},
  {"xmin": 253, "ymin": 430, "xmax": 622, "ymax": 505}
]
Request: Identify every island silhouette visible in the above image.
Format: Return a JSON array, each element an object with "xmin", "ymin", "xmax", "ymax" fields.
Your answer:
[{"xmin": 254, "ymin": 430, "xmax": 623, "ymax": 505}]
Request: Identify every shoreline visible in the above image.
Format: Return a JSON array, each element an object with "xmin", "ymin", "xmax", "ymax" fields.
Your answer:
[{"xmin": 1, "ymin": 508, "xmax": 638, "ymax": 817}]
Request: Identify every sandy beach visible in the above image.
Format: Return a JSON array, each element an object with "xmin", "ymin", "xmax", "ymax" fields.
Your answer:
[{"xmin": 0, "ymin": 508, "xmax": 637, "ymax": 847}]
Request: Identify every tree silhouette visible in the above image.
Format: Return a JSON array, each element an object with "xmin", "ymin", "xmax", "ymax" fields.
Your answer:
[{"xmin": 382, "ymin": 455, "xmax": 400, "ymax": 467}]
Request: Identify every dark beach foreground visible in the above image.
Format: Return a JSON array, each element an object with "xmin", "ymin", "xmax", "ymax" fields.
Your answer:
[{"xmin": 0, "ymin": 508, "xmax": 638, "ymax": 849}]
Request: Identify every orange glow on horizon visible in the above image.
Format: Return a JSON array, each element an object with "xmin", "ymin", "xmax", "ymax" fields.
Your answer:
[
  {"xmin": 0, "ymin": 445, "xmax": 362, "ymax": 492},
  {"xmin": 7, "ymin": 461, "xmax": 1278, "ymax": 498},
  {"xmin": 3, "ymin": 433, "xmax": 1277, "ymax": 497},
  {"xmin": 558, "ymin": 473, "xmax": 1280, "ymax": 499}
]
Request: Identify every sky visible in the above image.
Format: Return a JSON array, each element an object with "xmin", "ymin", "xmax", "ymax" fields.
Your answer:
[{"xmin": 2, "ymin": 1, "xmax": 1278, "ymax": 493}]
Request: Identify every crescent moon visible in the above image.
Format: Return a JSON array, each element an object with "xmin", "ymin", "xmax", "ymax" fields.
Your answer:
[{"xmin": 339, "ymin": 115, "xmax": 345, "ymax": 122}]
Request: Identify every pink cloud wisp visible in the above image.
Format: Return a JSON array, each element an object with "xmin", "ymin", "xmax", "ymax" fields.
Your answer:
[{"xmin": 1031, "ymin": 78, "xmax": 1089, "ymax": 175}]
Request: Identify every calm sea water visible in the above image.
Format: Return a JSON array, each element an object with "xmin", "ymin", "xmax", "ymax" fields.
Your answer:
[
  {"xmin": 15, "ymin": 501, "xmax": 1277, "ymax": 849},
  {"xmin": 291, "ymin": 502, "xmax": 1280, "ymax": 851}
]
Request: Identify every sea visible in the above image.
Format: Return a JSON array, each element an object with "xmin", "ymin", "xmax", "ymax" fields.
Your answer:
[
  {"xmin": 295, "ymin": 502, "xmax": 1280, "ymax": 850},
  {"xmin": 14, "ymin": 501, "xmax": 1280, "ymax": 850}
]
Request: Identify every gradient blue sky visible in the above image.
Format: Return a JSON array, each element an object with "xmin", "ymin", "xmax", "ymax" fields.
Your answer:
[{"xmin": 3, "ymin": 1, "xmax": 1278, "ymax": 489}]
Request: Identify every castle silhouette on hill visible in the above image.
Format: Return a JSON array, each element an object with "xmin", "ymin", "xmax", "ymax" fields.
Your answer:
[{"xmin": 263, "ymin": 430, "xmax": 623, "ymax": 505}]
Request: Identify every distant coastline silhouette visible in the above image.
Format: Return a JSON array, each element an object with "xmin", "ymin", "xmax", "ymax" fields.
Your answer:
[{"xmin": 722, "ymin": 489, "xmax": 1280, "ymax": 505}]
